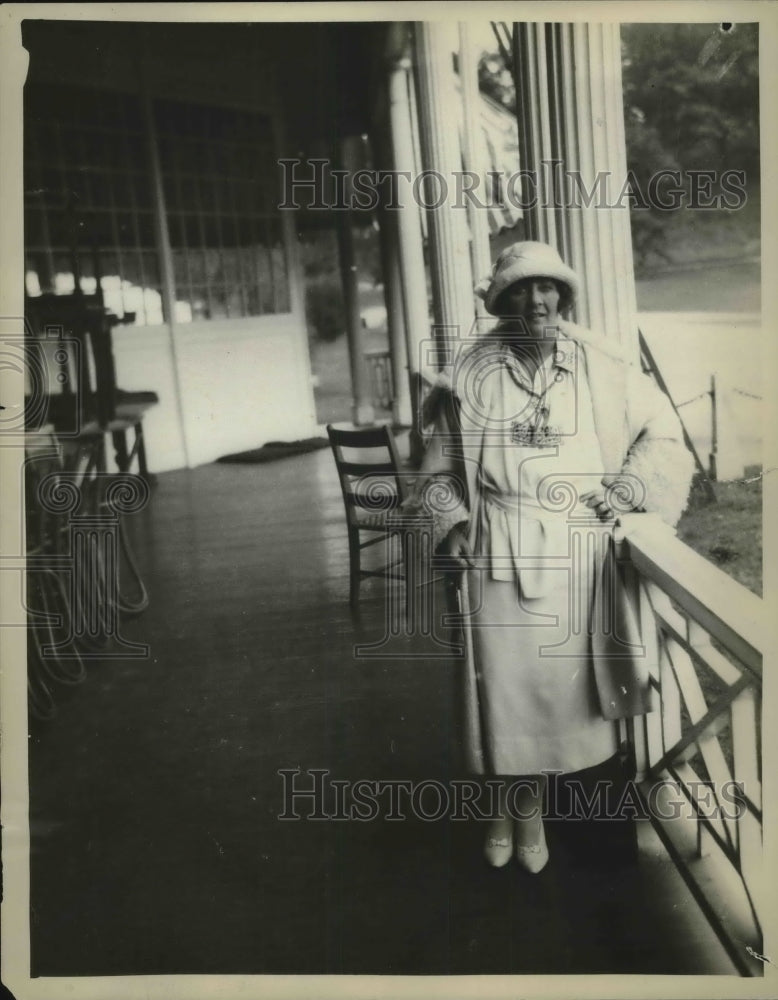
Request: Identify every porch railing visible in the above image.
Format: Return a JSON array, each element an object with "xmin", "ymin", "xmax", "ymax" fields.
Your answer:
[
  {"xmin": 620, "ymin": 516, "xmax": 763, "ymax": 976},
  {"xmin": 364, "ymin": 347, "xmax": 394, "ymax": 411}
]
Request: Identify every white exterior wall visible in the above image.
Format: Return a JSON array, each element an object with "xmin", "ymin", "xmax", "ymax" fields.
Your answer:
[{"xmin": 113, "ymin": 314, "xmax": 316, "ymax": 471}]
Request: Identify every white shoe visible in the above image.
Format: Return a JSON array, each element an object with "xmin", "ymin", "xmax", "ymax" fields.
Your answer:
[
  {"xmin": 514, "ymin": 822, "xmax": 549, "ymax": 874},
  {"xmin": 484, "ymin": 820, "xmax": 514, "ymax": 868}
]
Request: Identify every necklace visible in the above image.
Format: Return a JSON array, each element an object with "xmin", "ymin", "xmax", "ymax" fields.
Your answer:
[{"xmin": 508, "ymin": 352, "xmax": 563, "ymax": 448}]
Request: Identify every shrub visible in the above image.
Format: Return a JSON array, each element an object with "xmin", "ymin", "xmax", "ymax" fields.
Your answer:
[{"xmin": 305, "ymin": 276, "xmax": 345, "ymax": 343}]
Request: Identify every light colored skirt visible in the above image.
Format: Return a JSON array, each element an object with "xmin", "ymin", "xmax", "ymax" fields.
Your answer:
[{"xmin": 461, "ymin": 548, "xmax": 619, "ymax": 776}]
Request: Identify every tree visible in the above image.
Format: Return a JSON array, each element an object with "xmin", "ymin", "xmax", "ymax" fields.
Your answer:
[
  {"xmin": 622, "ymin": 23, "xmax": 759, "ymax": 268},
  {"xmin": 621, "ymin": 23, "xmax": 759, "ymax": 182}
]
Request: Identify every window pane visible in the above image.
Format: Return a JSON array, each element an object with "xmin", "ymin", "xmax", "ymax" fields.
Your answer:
[
  {"xmin": 137, "ymin": 211, "xmax": 155, "ymax": 248},
  {"xmin": 168, "ymin": 215, "xmax": 185, "ymax": 249},
  {"xmin": 172, "ymin": 248, "xmax": 189, "ymax": 286}
]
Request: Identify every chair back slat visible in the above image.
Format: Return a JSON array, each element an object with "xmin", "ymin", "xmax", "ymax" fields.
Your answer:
[
  {"xmin": 345, "ymin": 493, "xmax": 402, "ymax": 511},
  {"xmin": 338, "ymin": 460, "xmax": 398, "ymax": 477},
  {"xmin": 327, "ymin": 426, "xmax": 396, "ymax": 449}
]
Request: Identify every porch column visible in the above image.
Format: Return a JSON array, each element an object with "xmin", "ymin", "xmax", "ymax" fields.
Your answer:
[
  {"xmin": 458, "ymin": 21, "xmax": 492, "ymax": 317},
  {"xmin": 140, "ymin": 35, "xmax": 191, "ymax": 467},
  {"xmin": 336, "ymin": 139, "xmax": 375, "ymax": 427},
  {"xmin": 387, "ymin": 48, "xmax": 430, "ymax": 386},
  {"xmin": 413, "ymin": 22, "xmax": 476, "ymax": 361},
  {"xmin": 377, "ymin": 204, "xmax": 413, "ymax": 427},
  {"xmin": 513, "ymin": 22, "xmax": 639, "ymax": 357}
]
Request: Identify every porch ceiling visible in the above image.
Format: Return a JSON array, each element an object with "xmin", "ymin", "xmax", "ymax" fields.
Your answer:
[
  {"xmin": 22, "ymin": 18, "xmax": 382, "ymax": 147},
  {"xmin": 276, "ymin": 21, "xmax": 383, "ymax": 149}
]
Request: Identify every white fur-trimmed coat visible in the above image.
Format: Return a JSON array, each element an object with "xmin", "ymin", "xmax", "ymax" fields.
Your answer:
[{"xmin": 409, "ymin": 319, "xmax": 695, "ymax": 724}]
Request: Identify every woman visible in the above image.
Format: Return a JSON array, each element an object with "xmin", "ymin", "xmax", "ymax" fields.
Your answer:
[{"xmin": 406, "ymin": 241, "xmax": 694, "ymax": 872}]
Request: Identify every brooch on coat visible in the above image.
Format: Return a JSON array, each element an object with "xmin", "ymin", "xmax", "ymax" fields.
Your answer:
[
  {"xmin": 511, "ymin": 403, "xmax": 561, "ymax": 448},
  {"xmin": 510, "ymin": 421, "xmax": 562, "ymax": 447}
]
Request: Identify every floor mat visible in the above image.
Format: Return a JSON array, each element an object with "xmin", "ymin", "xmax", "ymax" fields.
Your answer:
[{"xmin": 216, "ymin": 437, "xmax": 329, "ymax": 463}]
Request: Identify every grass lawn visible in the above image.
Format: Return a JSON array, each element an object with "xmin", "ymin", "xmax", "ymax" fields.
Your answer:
[
  {"xmin": 677, "ymin": 476, "xmax": 762, "ymax": 597},
  {"xmin": 635, "ymin": 260, "xmax": 760, "ymax": 313}
]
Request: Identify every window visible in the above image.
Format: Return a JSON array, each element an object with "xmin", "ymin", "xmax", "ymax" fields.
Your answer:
[
  {"xmin": 24, "ymin": 83, "xmax": 164, "ymax": 326},
  {"xmin": 154, "ymin": 99, "xmax": 290, "ymax": 322},
  {"xmin": 24, "ymin": 85, "xmax": 291, "ymax": 328}
]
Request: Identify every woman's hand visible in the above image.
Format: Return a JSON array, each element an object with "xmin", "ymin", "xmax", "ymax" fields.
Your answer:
[
  {"xmin": 579, "ymin": 487, "xmax": 616, "ymax": 521},
  {"xmin": 581, "ymin": 475, "xmax": 642, "ymax": 522},
  {"xmin": 436, "ymin": 524, "xmax": 475, "ymax": 570}
]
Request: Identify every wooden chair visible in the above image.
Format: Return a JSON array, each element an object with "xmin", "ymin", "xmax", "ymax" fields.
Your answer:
[{"xmin": 326, "ymin": 424, "xmax": 409, "ymax": 607}]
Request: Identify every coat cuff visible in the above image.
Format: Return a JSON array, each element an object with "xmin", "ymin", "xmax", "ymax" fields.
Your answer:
[{"xmin": 618, "ymin": 437, "xmax": 695, "ymax": 527}]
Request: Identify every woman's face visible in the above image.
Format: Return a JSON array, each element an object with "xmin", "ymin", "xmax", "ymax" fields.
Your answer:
[{"xmin": 500, "ymin": 278, "xmax": 561, "ymax": 337}]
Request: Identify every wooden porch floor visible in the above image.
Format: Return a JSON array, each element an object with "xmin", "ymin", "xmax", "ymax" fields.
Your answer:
[{"xmin": 28, "ymin": 448, "xmax": 738, "ymax": 977}]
